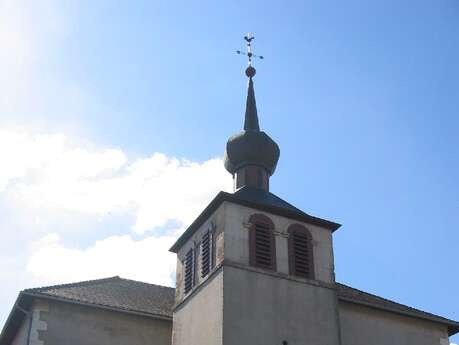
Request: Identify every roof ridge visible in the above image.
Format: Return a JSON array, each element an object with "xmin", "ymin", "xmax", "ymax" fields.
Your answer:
[
  {"xmin": 25, "ymin": 290, "xmax": 171, "ymax": 318},
  {"xmin": 23, "ymin": 276, "xmax": 121, "ymax": 293},
  {"xmin": 116, "ymin": 277, "xmax": 175, "ymax": 290},
  {"xmin": 336, "ymin": 282, "xmax": 458, "ymax": 325}
]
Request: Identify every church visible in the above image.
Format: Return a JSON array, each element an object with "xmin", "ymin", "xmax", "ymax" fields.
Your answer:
[{"xmin": 1, "ymin": 37, "xmax": 458, "ymax": 345}]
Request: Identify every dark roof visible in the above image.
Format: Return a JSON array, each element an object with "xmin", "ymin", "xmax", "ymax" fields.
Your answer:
[
  {"xmin": 0, "ymin": 277, "xmax": 174, "ymax": 345},
  {"xmin": 2, "ymin": 276, "xmax": 457, "ymax": 345},
  {"xmin": 224, "ymin": 67, "xmax": 280, "ymax": 176},
  {"xmin": 169, "ymin": 187, "xmax": 341, "ymax": 252},
  {"xmin": 24, "ymin": 276, "xmax": 174, "ymax": 319}
]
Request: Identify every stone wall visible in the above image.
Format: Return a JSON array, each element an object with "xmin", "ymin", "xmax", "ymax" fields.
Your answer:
[
  {"xmin": 223, "ymin": 202, "xmax": 336, "ymax": 283},
  {"xmin": 222, "ymin": 264, "xmax": 341, "ymax": 345},
  {"xmin": 172, "ymin": 270, "xmax": 223, "ymax": 345},
  {"xmin": 339, "ymin": 301, "xmax": 450, "ymax": 345},
  {"xmin": 175, "ymin": 203, "xmax": 226, "ymax": 303},
  {"xmin": 37, "ymin": 299, "xmax": 171, "ymax": 345},
  {"xmin": 10, "ymin": 317, "xmax": 28, "ymax": 345}
]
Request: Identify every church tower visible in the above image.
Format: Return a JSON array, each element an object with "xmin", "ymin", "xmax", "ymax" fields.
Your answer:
[{"xmin": 170, "ymin": 35, "xmax": 342, "ymax": 345}]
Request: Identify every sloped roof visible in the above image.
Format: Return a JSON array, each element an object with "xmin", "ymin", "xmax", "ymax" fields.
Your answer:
[
  {"xmin": 234, "ymin": 186, "xmax": 317, "ymax": 217},
  {"xmin": 336, "ymin": 283, "xmax": 459, "ymax": 335},
  {"xmin": 0, "ymin": 277, "xmax": 174, "ymax": 345},
  {"xmin": 23, "ymin": 276, "xmax": 174, "ymax": 319},
  {"xmin": 170, "ymin": 187, "xmax": 341, "ymax": 252},
  {"xmin": 1, "ymin": 276, "xmax": 458, "ymax": 345}
]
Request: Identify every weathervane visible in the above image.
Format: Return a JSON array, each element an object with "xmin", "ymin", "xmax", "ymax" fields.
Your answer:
[{"xmin": 236, "ymin": 33, "xmax": 264, "ymax": 66}]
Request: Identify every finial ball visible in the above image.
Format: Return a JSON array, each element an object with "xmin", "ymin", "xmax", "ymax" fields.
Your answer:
[{"xmin": 245, "ymin": 66, "xmax": 256, "ymax": 78}]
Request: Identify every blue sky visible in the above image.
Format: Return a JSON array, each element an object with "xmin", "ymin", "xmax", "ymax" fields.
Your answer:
[{"xmin": 0, "ymin": 0, "xmax": 458, "ymax": 342}]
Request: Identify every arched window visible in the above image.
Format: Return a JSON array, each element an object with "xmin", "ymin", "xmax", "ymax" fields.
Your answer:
[
  {"xmin": 288, "ymin": 224, "xmax": 314, "ymax": 279},
  {"xmin": 249, "ymin": 214, "xmax": 276, "ymax": 271}
]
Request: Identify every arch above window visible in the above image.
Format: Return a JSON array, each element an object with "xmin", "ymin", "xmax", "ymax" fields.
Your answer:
[
  {"xmin": 288, "ymin": 224, "xmax": 314, "ymax": 279},
  {"xmin": 248, "ymin": 214, "xmax": 276, "ymax": 271}
]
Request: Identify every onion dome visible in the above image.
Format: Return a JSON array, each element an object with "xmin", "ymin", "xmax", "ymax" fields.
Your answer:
[{"xmin": 224, "ymin": 66, "xmax": 280, "ymax": 178}]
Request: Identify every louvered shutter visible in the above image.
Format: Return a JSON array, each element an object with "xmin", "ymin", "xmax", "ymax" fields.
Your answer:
[
  {"xmin": 288, "ymin": 226, "xmax": 314, "ymax": 279},
  {"xmin": 292, "ymin": 231, "xmax": 311, "ymax": 277},
  {"xmin": 184, "ymin": 249, "xmax": 194, "ymax": 294},
  {"xmin": 252, "ymin": 222, "xmax": 275, "ymax": 270},
  {"xmin": 201, "ymin": 231, "xmax": 212, "ymax": 278}
]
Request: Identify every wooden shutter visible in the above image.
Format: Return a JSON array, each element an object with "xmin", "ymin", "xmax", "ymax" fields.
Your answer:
[
  {"xmin": 201, "ymin": 231, "xmax": 212, "ymax": 278},
  {"xmin": 288, "ymin": 225, "xmax": 314, "ymax": 279},
  {"xmin": 184, "ymin": 249, "xmax": 194, "ymax": 294},
  {"xmin": 249, "ymin": 214, "xmax": 276, "ymax": 271}
]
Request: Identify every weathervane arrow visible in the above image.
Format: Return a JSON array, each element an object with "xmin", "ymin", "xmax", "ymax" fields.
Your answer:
[{"xmin": 236, "ymin": 33, "xmax": 264, "ymax": 66}]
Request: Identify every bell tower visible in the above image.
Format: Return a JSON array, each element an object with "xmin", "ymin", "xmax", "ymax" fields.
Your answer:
[{"xmin": 170, "ymin": 35, "xmax": 342, "ymax": 345}]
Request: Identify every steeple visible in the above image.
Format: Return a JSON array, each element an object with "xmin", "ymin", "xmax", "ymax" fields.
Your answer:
[
  {"xmin": 244, "ymin": 66, "xmax": 259, "ymax": 131},
  {"xmin": 224, "ymin": 35, "xmax": 280, "ymax": 192}
]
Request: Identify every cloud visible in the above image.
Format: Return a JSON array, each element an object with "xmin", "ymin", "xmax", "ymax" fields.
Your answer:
[
  {"xmin": 2, "ymin": 128, "xmax": 232, "ymax": 233},
  {"xmin": 0, "ymin": 127, "xmax": 231, "ymax": 287},
  {"xmin": 0, "ymin": 129, "xmax": 126, "ymax": 192},
  {"xmin": 27, "ymin": 233, "xmax": 178, "ymax": 287},
  {"xmin": 0, "ymin": 0, "xmax": 232, "ymax": 325}
]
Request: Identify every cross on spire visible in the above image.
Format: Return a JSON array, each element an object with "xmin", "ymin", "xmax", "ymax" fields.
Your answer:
[{"xmin": 236, "ymin": 33, "xmax": 264, "ymax": 66}]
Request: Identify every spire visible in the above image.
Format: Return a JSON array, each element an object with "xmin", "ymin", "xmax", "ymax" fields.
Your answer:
[
  {"xmin": 244, "ymin": 67, "xmax": 260, "ymax": 131},
  {"xmin": 224, "ymin": 34, "xmax": 280, "ymax": 192},
  {"xmin": 236, "ymin": 34, "xmax": 263, "ymax": 132}
]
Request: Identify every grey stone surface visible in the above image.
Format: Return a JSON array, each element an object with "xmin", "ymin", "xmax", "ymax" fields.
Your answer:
[
  {"xmin": 223, "ymin": 202, "xmax": 336, "ymax": 283},
  {"xmin": 10, "ymin": 319, "xmax": 27, "ymax": 345},
  {"xmin": 175, "ymin": 203, "xmax": 226, "ymax": 303},
  {"xmin": 339, "ymin": 301, "xmax": 449, "ymax": 345},
  {"xmin": 173, "ymin": 200, "xmax": 341, "ymax": 345},
  {"xmin": 29, "ymin": 300, "xmax": 48, "ymax": 345},
  {"xmin": 172, "ymin": 271, "xmax": 223, "ymax": 345},
  {"xmin": 39, "ymin": 299, "xmax": 171, "ymax": 345},
  {"xmin": 222, "ymin": 265, "xmax": 341, "ymax": 345}
]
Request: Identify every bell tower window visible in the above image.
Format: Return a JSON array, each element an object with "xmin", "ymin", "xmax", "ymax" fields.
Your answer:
[
  {"xmin": 288, "ymin": 224, "xmax": 314, "ymax": 279},
  {"xmin": 201, "ymin": 230, "xmax": 214, "ymax": 278},
  {"xmin": 184, "ymin": 248, "xmax": 195, "ymax": 294},
  {"xmin": 249, "ymin": 214, "xmax": 276, "ymax": 271}
]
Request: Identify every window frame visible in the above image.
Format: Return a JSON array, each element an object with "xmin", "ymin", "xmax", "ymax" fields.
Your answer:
[
  {"xmin": 248, "ymin": 213, "xmax": 277, "ymax": 271},
  {"xmin": 287, "ymin": 224, "xmax": 314, "ymax": 279},
  {"xmin": 200, "ymin": 230, "xmax": 214, "ymax": 278}
]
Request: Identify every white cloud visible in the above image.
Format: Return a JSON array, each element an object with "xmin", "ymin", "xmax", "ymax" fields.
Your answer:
[
  {"xmin": 0, "ymin": 129, "xmax": 126, "ymax": 192},
  {"xmin": 27, "ymin": 233, "xmax": 178, "ymax": 287},
  {"xmin": 2, "ymin": 128, "xmax": 232, "ymax": 233},
  {"xmin": 0, "ymin": 0, "xmax": 233, "ymax": 326},
  {"xmin": 0, "ymin": 127, "xmax": 231, "ymax": 287}
]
